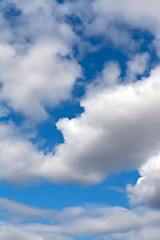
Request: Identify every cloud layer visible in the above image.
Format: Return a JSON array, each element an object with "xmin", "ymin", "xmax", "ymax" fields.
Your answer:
[{"xmin": 1, "ymin": 197, "xmax": 160, "ymax": 240}]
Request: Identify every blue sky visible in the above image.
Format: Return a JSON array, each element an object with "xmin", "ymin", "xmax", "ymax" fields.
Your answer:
[{"xmin": 1, "ymin": 0, "xmax": 160, "ymax": 239}]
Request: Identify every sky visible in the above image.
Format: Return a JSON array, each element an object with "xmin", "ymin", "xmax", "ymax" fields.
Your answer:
[{"xmin": 1, "ymin": 0, "xmax": 160, "ymax": 239}]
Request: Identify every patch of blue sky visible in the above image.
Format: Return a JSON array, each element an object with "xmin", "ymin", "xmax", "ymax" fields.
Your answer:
[
  {"xmin": 75, "ymin": 237, "xmax": 91, "ymax": 240},
  {"xmin": 32, "ymin": 97, "xmax": 84, "ymax": 152},
  {"xmin": 78, "ymin": 42, "xmax": 127, "ymax": 81},
  {"xmin": 0, "ymin": 108, "xmax": 24, "ymax": 124},
  {"xmin": 0, "ymin": 169, "xmax": 139, "ymax": 210},
  {"xmin": 75, "ymin": 237, "xmax": 123, "ymax": 240},
  {"xmin": 56, "ymin": 0, "xmax": 65, "ymax": 4},
  {"xmin": 0, "ymin": 0, "xmax": 21, "ymax": 27}
]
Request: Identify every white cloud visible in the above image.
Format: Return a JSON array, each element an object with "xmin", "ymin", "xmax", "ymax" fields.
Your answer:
[
  {"xmin": 127, "ymin": 155, "xmax": 160, "ymax": 209},
  {"xmin": 2, "ymin": 2, "xmax": 160, "ymax": 239},
  {"xmin": 0, "ymin": 197, "xmax": 57, "ymax": 223},
  {"xmin": 1, "ymin": 0, "xmax": 160, "ymax": 123},
  {"xmin": 91, "ymin": 0, "xmax": 160, "ymax": 36},
  {"xmin": 0, "ymin": 0, "xmax": 81, "ymax": 121},
  {"xmin": 0, "ymin": 223, "xmax": 45, "ymax": 240},
  {"xmin": 0, "ymin": 122, "xmax": 45, "ymax": 184},
  {"xmin": 1, "ymin": 0, "xmax": 160, "ymax": 188},
  {"xmin": 2, "ymin": 64, "xmax": 160, "ymax": 185},
  {"xmin": 125, "ymin": 53, "xmax": 150, "ymax": 82},
  {"xmin": 1, "ymin": 197, "xmax": 160, "ymax": 240},
  {"xmin": 52, "ymin": 64, "xmax": 160, "ymax": 184},
  {"xmin": 65, "ymin": 0, "xmax": 160, "ymax": 53}
]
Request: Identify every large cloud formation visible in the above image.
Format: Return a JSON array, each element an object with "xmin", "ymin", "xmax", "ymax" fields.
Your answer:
[
  {"xmin": 52, "ymin": 63, "xmax": 160, "ymax": 184},
  {"xmin": 1, "ymin": 63, "xmax": 160, "ymax": 187},
  {"xmin": 2, "ymin": 0, "xmax": 160, "ymax": 238}
]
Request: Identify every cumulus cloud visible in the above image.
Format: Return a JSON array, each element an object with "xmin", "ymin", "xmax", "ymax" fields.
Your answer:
[
  {"xmin": 127, "ymin": 155, "xmax": 160, "ymax": 209},
  {"xmin": 0, "ymin": 0, "xmax": 81, "ymax": 121},
  {"xmin": 0, "ymin": 197, "xmax": 160, "ymax": 240},
  {"xmin": 1, "ymin": 0, "xmax": 160, "ymax": 197},
  {"xmin": 52, "ymin": 64, "xmax": 160, "ymax": 184},
  {"xmin": 2, "ymin": 1, "xmax": 160, "ymax": 238},
  {"xmin": 1, "ymin": 63, "xmax": 160, "ymax": 186},
  {"xmin": 0, "ymin": 122, "xmax": 45, "ymax": 184}
]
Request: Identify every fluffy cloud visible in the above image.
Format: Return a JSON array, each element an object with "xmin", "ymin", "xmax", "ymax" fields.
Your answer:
[
  {"xmin": 2, "ymin": 63, "xmax": 160, "ymax": 186},
  {"xmin": 1, "ymin": 0, "xmax": 160, "ymax": 191},
  {"xmin": 0, "ymin": 122, "xmax": 45, "ymax": 184},
  {"xmin": 1, "ymin": 0, "xmax": 160, "ymax": 122},
  {"xmin": 52, "ymin": 63, "xmax": 160, "ymax": 184},
  {"xmin": 0, "ymin": 0, "xmax": 81, "ymax": 121},
  {"xmin": 1, "ymin": 197, "xmax": 160, "ymax": 240},
  {"xmin": 127, "ymin": 155, "xmax": 160, "ymax": 209},
  {"xmin": 2, "ymin": 2, "xmax": 160, "ymax": 239}
]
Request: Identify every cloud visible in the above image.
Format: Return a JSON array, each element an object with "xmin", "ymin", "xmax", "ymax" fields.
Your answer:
[
  {"xmin": 64, "ymin": 0, "xmax": 160, "ymax": 53},
  {"xmin": 0, "ymin": 105, "xmax": 9, "ymax": 118},
  {"xmin": 127, "ymin": 155, "xmax": 160, "ymax": 209},
  {"xmin": 1, "ymin": 0, "xmax": 160, "ymax": 189},
  {"xmin": 91, "ymin": 0, "xmax": 160, "ymax": 37},
  {"xmin": 1, "ymin": 0, "xmax": 160, "ymax": 123},
  {"xmin": 52, "ymin": 64, "xmax": 160, "ymax": 184},
  {"xmin": 1, "ymin": 63, "xmax": 160, "ymax": 186},
  {"xmin": 2, "ymin": 1, "xmax": 160, "ymax": 238},
  {"xmin": 0, "ymin": 0, "xmax": 81, "ymax": 121},
  {"xmin": 0, "ymin": 197, "xmax": 57, "ymax": 223},
  {"xmin": 125, "ymin": 53, "xmax": 150, "ymax": 82},
  {"xmin": 1, "ymin": 197, "xmax": 160, "ymax": 240}
]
